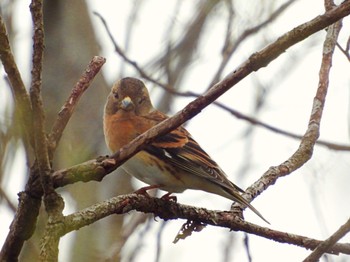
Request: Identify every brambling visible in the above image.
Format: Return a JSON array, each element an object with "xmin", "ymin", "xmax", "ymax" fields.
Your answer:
[{"xmin": 104, "ymin": 77, "xmax": 268, "ymax": 223}]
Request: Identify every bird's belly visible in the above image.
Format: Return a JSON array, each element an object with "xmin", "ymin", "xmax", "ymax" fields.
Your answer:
[{"xmin": 122, "ymin": 151, "xmax": 187, "ymax": 193}]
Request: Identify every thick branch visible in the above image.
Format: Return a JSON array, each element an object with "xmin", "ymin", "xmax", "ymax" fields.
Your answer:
[
  {"xmin": 60, "ymin": 194, "xmax": 350, "ymax": 256},
  {"xmin": 29, "ymin": 0, "xmax": 51, "ymax": 193}
]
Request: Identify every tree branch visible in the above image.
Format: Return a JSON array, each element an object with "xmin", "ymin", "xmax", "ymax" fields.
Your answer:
[
  {"xmin": 0, "ymin": 15, "xmax": 33, "ymax": 147},
  {"xmin": 300, "ymin": 1, "xmax": 348, "ymax": 259},
  {"xmin": 303, "ymin": 217, "xmax": 350, "ymax": 261},
  {"xmin": 28, "ymin": 1, "xmax": 65, "ymax": 261},
  {"xmin": 241, "ymin": 0, "xmax": 344, "ymax": 204},
  {"xmin": 48, "ymin": 56, "xmax": 106, "ymax": 155},
  {"xmin": 59, "ymin": 194, "xmax": 350, "ymax": 256},
  {"xmin": 29, "ymin": 0, "xmax": 51, "ymax": 194},
  {"xmin": 209, "ymin": 0, "xmax": 298, "ymax": 87}
]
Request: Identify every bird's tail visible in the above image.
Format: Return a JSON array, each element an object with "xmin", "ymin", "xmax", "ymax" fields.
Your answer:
[{"xmin": 229, "ymin": 191, "xmax": 270, "ymax": 224}]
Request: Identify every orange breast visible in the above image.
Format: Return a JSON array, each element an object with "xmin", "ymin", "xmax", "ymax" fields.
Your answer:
[{"xmin": 103, "ymin": 113, "xmax": 154, "ymax": 153}]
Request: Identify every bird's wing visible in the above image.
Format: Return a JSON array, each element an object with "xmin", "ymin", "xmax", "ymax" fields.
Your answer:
[
  {"xmin": 143, "ymin": 111, "xmax": 245, "ymax": 193},
  {"xmin": 142, "ymin": 111, "xmax": 270, "ymax": 224}
]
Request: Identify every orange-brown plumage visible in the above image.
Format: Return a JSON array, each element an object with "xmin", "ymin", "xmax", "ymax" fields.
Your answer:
[{"xmin": 104, "ymin": 77, "xmax": 268, "ymax": 223}]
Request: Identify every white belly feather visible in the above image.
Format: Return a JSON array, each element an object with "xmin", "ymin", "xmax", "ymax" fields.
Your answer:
[{"xmin": 122, "ymin": 151, "xmax": 187, "ymax": 193}]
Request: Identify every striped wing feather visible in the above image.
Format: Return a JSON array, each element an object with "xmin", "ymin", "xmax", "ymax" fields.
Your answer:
[{"xmin": 147, "ymin": 128, "xmax": 245, "ymax": 194}]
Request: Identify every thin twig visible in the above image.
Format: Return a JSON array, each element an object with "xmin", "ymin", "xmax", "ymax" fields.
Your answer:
[
  {"xmin": 0, "ymin": 186, "xmax": 16, "ymax": 212},
  {"xmin": 214, "ymin": 102, "xmax": 350, "ymax": 151},
  {"xmin": 336, "ymin": 42, "xmax": 350, "ymax": 61},
  {"xmin": 0, "ymin": 15, "xmax": 33, "ymax": 147},
  {"xmin": 0, "ymin": 16, "xmax": 43, "ymax": 256},
  {"xmin": 209, "ymin": 0, "xmax": 298, "ymax": 88},
  {"xmin": 303, "ymin": 217, "xmax": 350, "ymax": 261},
  {"xmin": 119, "ymin": 0, "xmax": 143, "ymax": 76}
]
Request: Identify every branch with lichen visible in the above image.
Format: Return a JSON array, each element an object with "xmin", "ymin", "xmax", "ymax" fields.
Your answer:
[{"xmin": 46, "ymin": 193, "xmax": 350, "ymax": 255}]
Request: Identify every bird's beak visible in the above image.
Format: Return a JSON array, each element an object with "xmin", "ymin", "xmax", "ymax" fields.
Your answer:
[{"xmin": 120, "ymin": 96, "xmax": 134, "ymax": 111}]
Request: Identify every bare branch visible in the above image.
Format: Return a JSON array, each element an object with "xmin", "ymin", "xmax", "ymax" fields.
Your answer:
[
  {"xmin": 0, "ymin": 190, "xmax": 41, "ymax": 261},
  {"xmin": 93, "ymin": 11, "xmax": 157, "ymax": 81},
  {"xmin": 303, "ymin": 217, "xmax": 350, "ymax": 261},
  {"xmin": 48, "ymin": 56, "xmax": 106, "ymax": 155},
  {"xmin": 28, "ymin": 1, "xmax": 65, "ymax": 261},
  {"xmin": 209, "ymin": 0, "xmax": 298, "ymax": 87},
  {"xmin": 119, "ymin": 0, "xmax": 143, "ymax": 76},
  {"xmin": 59, "ymin": 194, "xmax": 350, "ymax": 256},
  {"xmin": 242, "ymin": 1, "xmax": 345, "ymax": 204},
  {"xmin": 0, "ymin": 15, "xmax": 33, "ymax": 147},
  {"xmin": 301, "ymin": 1, "xmax": 348, "ymax": 260},
  {"xmin": 29, "ymin": 0, "xmax": 52, "ymax": 193},
  {"xmin": 213, "ymin": 102, "xmax": 350, "ymax": 151},
  {"xmin": 336, "ymin": 41, "xmax": 350, "ymax": 61}
]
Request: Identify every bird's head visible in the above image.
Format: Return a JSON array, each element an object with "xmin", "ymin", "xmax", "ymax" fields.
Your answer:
[{"xmin": 105, "ymin": 77, "xmax": 154, "ymax": 116}]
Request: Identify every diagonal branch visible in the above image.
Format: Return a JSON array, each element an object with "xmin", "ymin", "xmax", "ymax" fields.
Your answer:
[
  {"xmin": 52, "ymin": 1, "xmax": 350, "ymax": 189},
  {"xmin": 0, "ymin": 15, "xmax": 33, "ymax": 147},
  {"xmin": 209, "ymin": 0, "xmax": 298, "ymax": 87},
  {"xmin": 303, "ymin": 217, "xmax": 350, "ymax": 261},
  {"xmin": 48, "ymin": 56, "xmax": 106, "ymax": 156},
  {"xmin": 211, "ymin": 102, "xmax": 350, "ymax": 151}
]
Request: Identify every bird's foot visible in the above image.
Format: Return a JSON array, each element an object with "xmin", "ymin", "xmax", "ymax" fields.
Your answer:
[
  {"xmin": 134, "ymin": 185, "xmax": 161, "ymax": 196},
  {"xmin": 161, "ymin": 192, "xmax": 177, "ymax": 202}
]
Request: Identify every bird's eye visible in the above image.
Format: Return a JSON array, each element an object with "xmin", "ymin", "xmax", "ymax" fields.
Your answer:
[{"xmin": 113, "ymin": 92, "xmax": 119, "ymax": 99}]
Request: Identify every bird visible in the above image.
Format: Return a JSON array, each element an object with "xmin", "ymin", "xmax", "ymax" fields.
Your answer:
[{"xmin": 103, "ymin": 77, "xmax": 268, "ymax": 223}]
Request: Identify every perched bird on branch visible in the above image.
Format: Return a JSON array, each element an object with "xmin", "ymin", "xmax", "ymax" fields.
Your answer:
[{"xmin": 104, "ymin": 77, "xmax": 268, "ymax": 223}]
